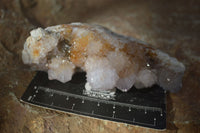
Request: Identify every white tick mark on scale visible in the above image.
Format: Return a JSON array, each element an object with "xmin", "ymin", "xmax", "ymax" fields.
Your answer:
[
  {"xmin": 72, "ymin": 103, "xmax": 75, "ymax": 110},
  {"xmin": 145, "ymin": 108, "xmax": 147, "ymax": 114},
  {"xmin": 154, "ymin": 118, "xmax": 156, "ymax": 125},
  {"xmin": 112, "ymin": 111, "xmax": 115, "ymax": 118},
  {"xmin": 66, "ymin": 97, "xmax": 69, "ymax": 100},
  {"xmin": 28, "ymin": 96, "xmax": 32, "ymax": 101}
]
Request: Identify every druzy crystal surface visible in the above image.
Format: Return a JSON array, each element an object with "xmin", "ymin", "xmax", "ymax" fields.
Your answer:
[{"xmin": 22, "ymin": 23, "xmax": 185, "ymax": 92}]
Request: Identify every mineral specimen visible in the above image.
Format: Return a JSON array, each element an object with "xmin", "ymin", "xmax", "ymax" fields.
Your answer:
[{"xmin": 22, "ymin": 23, "xmax": 185, "ymax": 92}]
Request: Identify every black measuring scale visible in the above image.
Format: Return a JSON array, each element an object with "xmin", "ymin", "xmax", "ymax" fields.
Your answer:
[{"xmin": 21, "ymin": 71, "xmax": 166, "ymax": 130}]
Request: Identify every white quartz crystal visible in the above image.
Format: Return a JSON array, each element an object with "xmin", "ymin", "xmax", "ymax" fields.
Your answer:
[
  {"xmin": 48, "ymin": 57, "xmax": 75, "ymax": 83},
  {"xmin": 22, "ymin": 28, "xmax": 59, "ymax": 64},
  {"xmin": 85, "ymin": 56, "xmax": 119, "ymax": 91},
  {"xmin": 22, "ymin": 23, "xmax": 185, "ymax": 92}
]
